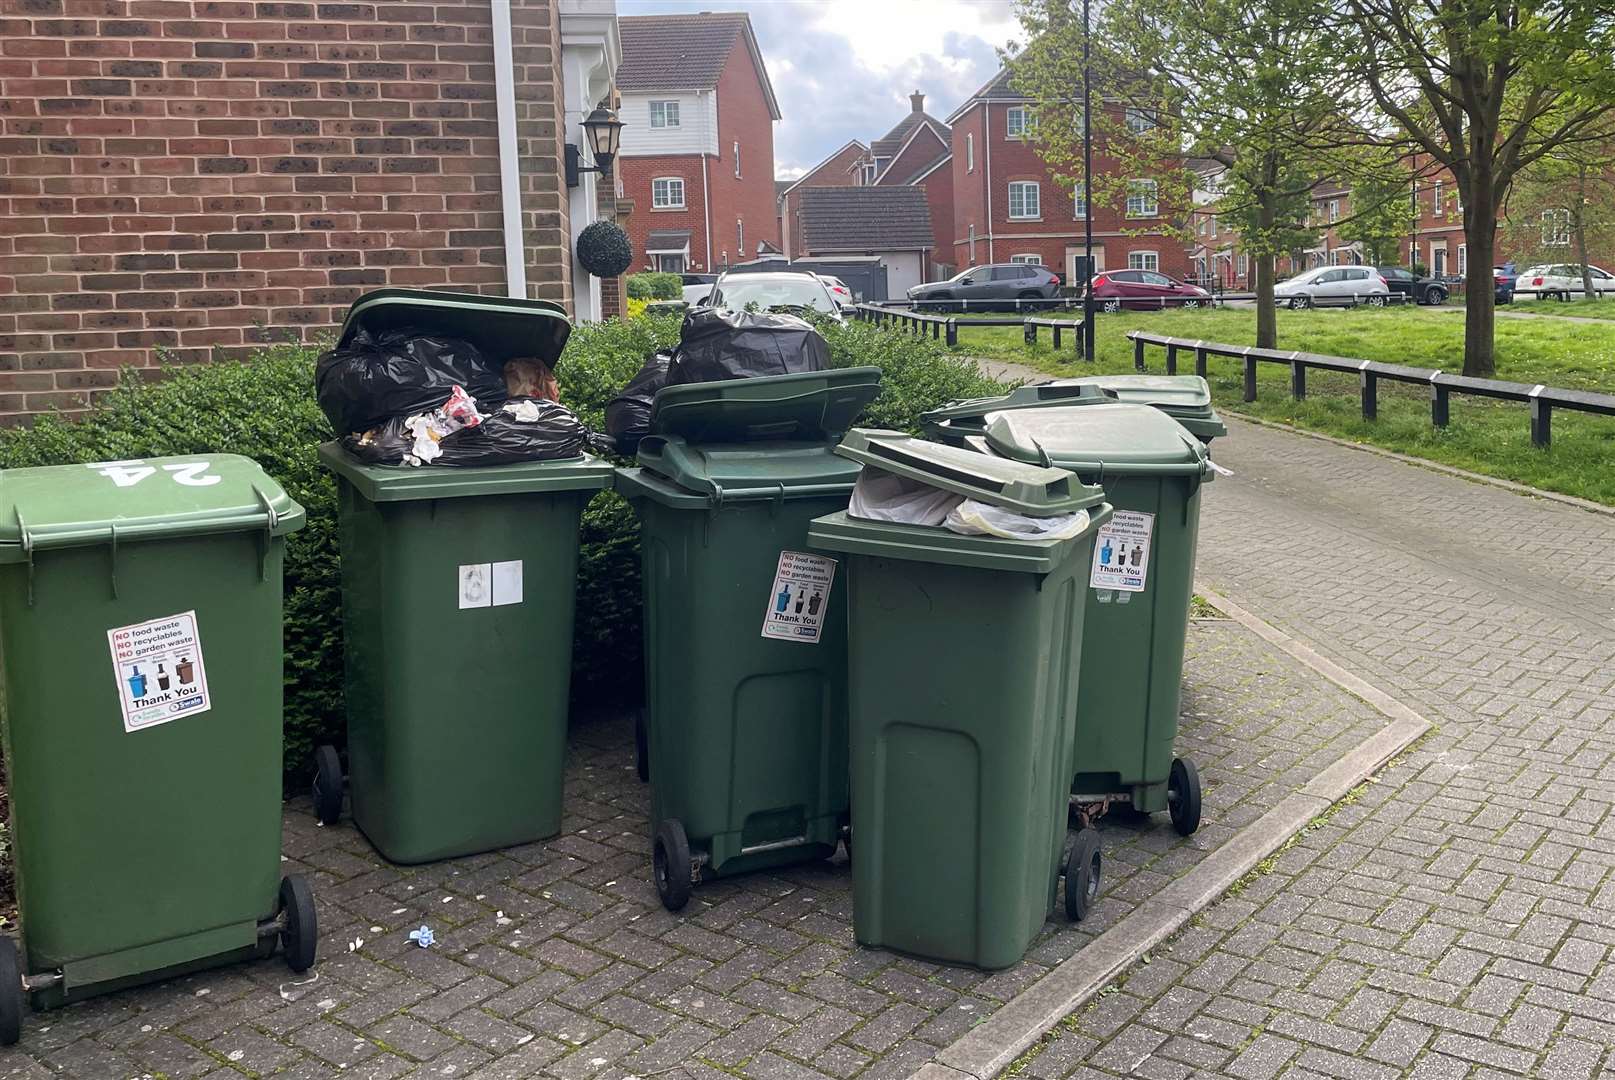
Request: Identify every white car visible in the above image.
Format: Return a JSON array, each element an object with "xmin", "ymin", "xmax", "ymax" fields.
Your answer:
[
  {"xmin": 1513, "ymin": 264, "xmax": 1615, "ymax": 301},
  {"xmin": 817, "ymin": 274, "xmax": 854, "ymax": 307},
  {"xmin": 1273, "ymin": 266, "xmax": 1391, "ymax": 309},
  {"xmin": 681, "ymin": 282, "xmax": 714, "ymax": 307},
  {"xmin": 707, "ymin": 271, "xmax": 844, "ymax": 321}
]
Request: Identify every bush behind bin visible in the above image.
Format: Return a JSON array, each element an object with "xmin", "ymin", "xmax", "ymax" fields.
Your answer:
[{"xmin": 0, "ymin": 314, "xmax": 1002, "ymax": 784}]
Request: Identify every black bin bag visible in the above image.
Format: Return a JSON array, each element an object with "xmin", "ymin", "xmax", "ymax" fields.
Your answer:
[
  {"xmin": 315, "ymin": 325, "xmax": 507, "ymax": 434},
  {"xmin": 434, "ymin": 398, "xmax": 587, "ymax": 467},
  {"xmin": 666, "ymin": 308, "xmax": 829, "ymax": 386},
  {"xmin": 605, "ymin": 351, "xmax": 672, "ymax": 455}
]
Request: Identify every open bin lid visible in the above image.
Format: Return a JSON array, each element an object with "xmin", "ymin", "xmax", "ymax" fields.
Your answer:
[
  {"xmin": 633, "ymin": 434, "xmax": 862, "ymax": 500},
  {"xmin": 1063, "ymin": 374, "xmax": 1213, "ymax": 413},
  {"xmin": 318, "ymin": 442, "xmax": 613, "ymax": 503},
  {"xmin": 983, "ymin": 403, "xmax": 1209, "ymax": 478},
  {"xmin": 0, "ymin": 454, "xmax": 304, "ymax": 560},
  {"xmin": 833, "ymin": 429, "xmax": 1103, "ymax": 516},
  {"xmin": 921, "ymin": 381, "xmax": 1116, "ymax": 429},
  {"xmin": 336, "ymin": 288, "xmax": 572, "ymax": 368},
  {"xmin": 648, "ymin": 367, "xmax": 882, "ymax": 443}
]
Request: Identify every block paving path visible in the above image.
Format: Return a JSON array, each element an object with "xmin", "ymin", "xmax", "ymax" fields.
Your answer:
[
  {"xmin": 0, "ymin": 602, "xmax": 1385, "ymax": 1079},
  {"xmin": 1019, "ymin": 417, "xmax": 1615, "ymax": 1080}
]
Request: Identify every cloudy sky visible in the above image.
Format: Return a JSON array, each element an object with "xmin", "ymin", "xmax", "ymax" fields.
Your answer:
[{"xmin": 615, "ymin": 0, "xmax": 1023, "ymax": 178}]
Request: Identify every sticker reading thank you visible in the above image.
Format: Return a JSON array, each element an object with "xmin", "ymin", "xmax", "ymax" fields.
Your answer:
[
  {"xmin": 762, "ymin": 550, "xmax": 837, "ymax": 644},
  {"xmin": 107, "ymin": 611, "xmax": 211, "ymax": 733},
  {"xmin": 1089, "ymin": 509, "xmax": 1155, "ymax": 593}
]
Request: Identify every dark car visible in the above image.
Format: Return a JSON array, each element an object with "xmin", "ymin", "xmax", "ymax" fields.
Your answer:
[
  {"xmin": 1376, "ymin": 267, "xmax": 1448, "ymax": 305},
  {"xmin": 1493, "ymin": 265, "xmax": 1517, "ymax": 304},
  {"xmin": 908, "ymin": 263, "xmax": 1062, "ymax": 309},
  {"xmin": 1090, "ymin": 269, "xmax": 1211, "ymax": 312}
]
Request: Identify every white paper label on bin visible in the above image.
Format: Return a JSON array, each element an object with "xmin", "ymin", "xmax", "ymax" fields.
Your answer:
[
  {"xmin": 107, "ymin": 611, "xmax": 212, "ymax": 733},
  {"xmin": 459, "ymin": 561, "xmax": 523, "ymax": 609},
  {"xmin": 1089, "ymin": 510, "xmax": 1154, "ymax": 593},
  {"xmin": 761, "ymin": 550, "xmax": 836, "ymax": 644}
]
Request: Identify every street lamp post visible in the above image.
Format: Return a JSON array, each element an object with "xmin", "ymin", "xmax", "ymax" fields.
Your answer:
[{"xmin": 1082, "ymin": 0, "xmax": 1095, "ymax": 361}]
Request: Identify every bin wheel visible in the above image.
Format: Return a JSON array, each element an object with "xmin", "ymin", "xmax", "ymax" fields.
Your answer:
[
  {"xmin": 0, "ymin": 937, "xmax": 21, "ymax": 1046},
  {"xmin": 634, "ymin": 709, "xmax": 649, "ymax": 783},
  {"xmin": 1064, "ymin": 828, "xmax": 1103, "ymax": 922},
  {"xmin": 653, "ymin": 819, "xmax": 692, "ymax": 912},
  {"xmin": 312, "ymin": 744, "xmax": 343, "ymax": 826},
  {"xmin": 278, "ymin": 874, "xmax": 318, "ymax": 974},
  {"xmin": 1168, "ymin": 757, "xmax": 1202, "ymax": 837}
]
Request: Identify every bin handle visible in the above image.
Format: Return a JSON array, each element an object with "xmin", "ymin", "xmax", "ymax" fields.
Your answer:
[
  {"xmin": 1029, "ymin": 438, "xmax": 1054, "ymax": 469},
  {"xmin": 15, "ymin": 505, "xmax": 34, "ymax": 607},
  {"xmin": 252, "ymin": 483, "xmax": 279, "ymax": 581}
]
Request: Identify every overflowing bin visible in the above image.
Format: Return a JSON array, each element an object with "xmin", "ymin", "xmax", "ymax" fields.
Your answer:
[
  {"xmin": 808, "ymin": 431, "xmax": 1112, "ymax": 969},
  {"xmin": 980, "ymin": 403, "xmax": 1212, "ymax": 837},
  {"xmin": 0, "ymin": 455, "xmax": 313, "ymax": 1045},
  {"xmin": 314, "ymin": 291, "xmax": 614, "ymax": 864},
  {"xmin": 923, "ymin": 374, "xmax": 1226, "ymax": 447},
  {"xmin": 617, "ymin": 368, "xmax": 881, "ymax": 911}
]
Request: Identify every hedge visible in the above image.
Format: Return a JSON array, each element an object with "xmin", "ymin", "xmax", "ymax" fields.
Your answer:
[
  {"xmin": 625, "ymin": 271, "xmax": 682, "ymax": 300},
  {"xmin": 0, "ymin": 314, "xmax": 1003, "ymax": 783}
]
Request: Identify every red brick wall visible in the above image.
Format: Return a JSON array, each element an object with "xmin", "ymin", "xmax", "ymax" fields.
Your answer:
[
  {"xmin": 0, "ymin": 0, "xmax": 569, "ymax": 422},
  {"xmin": 916, "ymin": 162, "xmax": 953, "ymax": 277},
  {"xmin": 780, "ymin": 140, "xmax": 866, "ymax": 258},
  {"xmin": 707, "ymin": 35, "xmax": 777, "ymax": 267},
  {"xmin": 950, "ymin": 106, "xmax": 986, "ymax": 266},
  {"xmin": 618, "ymin": 153, "xmax": 710, "ymax": 271}
]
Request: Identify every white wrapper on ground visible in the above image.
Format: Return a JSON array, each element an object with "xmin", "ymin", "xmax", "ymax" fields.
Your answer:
[
  {"xmin": 848, "ymin": 467, "xmax": 964, "ymax": 525},
  {"xmin": 943, "ymin": 501, "xmax": 1091, "ymax": 540}
]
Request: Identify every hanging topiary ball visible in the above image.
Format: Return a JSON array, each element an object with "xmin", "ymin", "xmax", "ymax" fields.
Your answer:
[{"xmin": 576, "ymin": 221, "xmax": 633, "ymax": 278}]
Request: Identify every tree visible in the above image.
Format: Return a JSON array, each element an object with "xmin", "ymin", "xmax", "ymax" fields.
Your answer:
[
  {"xmin": 1337, "ymin": 0, "xmax": 1615, "ymax": 376},
  {"xmin": 1336, "ymin": 159, "xmax": 1419, "ymax": 266},
  {"xmin": 1011, "ymin": 0, "xmax": 1355, "ymax": 350},
  {"xmin": 1500, "ymin": 133, "xmax": 1615, "ymax": 298}
]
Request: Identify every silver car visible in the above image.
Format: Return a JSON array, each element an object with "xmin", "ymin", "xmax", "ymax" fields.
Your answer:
[{"xmin": 1273, "ymin": 266, "xmax": 1391, "ymax": 309}]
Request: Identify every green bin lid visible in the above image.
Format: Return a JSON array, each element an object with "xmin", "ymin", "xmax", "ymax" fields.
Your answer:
[
  {"xmin": 634, "ymin": 434, "xmax": 862, "ymax": 500},
  {"xmin": 921, "ymin": 381, "xmax": 1115, "ymax": 428},
  {"xmin": 808, "ymin": 506, "xmax": 1110, "ymax": 575},
  {"xmin": 336, "ymin": 288, "xmax": 571, "ymax": 367},
  {"xmin": 1068, "ymin": 374, "xmax": 1212, "ymax": 413},
  {"xmin": 649, "ymin": 367, "xmax": 882, "ymax": 443},
  {"xmin": 833, "ymin": 428, "xmax": 1103, "ymax": 516},
  {"xmin": 983, "ymin": 403, "xmax": 1209, "ymax": 477},
  {"xmin": 318, "ymin": 442, "xmax": 613, "ymax": 503},
  {"xmin": 0, "ymin": 454, "xmax": 304, "ymax": 560}
]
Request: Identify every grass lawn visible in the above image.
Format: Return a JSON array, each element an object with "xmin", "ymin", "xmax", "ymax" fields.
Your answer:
[
  {"xmin": 951, "ymin": 305, "xmax": 1615, "ymax": 505},
  {"xmin": 1504, "ymin": 297, "xmax": 1615, "ymax": 320}
]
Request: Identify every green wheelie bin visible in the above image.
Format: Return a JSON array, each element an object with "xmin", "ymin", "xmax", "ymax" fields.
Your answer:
[
  {"xmin": 0, "ymin": 455, "xmax": 313, "ymax": 1045},
  {"xmin": 922, "ymin": 374, "xmax": 1226, "ymax": 447},
  {"xmin": 808, "ymin": 431, "xmax": 1113, "ymax": 969},
  {"xmin": 980, "ymin": 403, "xmax": 1212, "ymax": 838},
  {"xmin": 313, "ymin": 291, "xmax": 615, "ymax": 864},
  {"xmin": 615, "ymin": 368, "xmax": 881, "ymax": 911}
]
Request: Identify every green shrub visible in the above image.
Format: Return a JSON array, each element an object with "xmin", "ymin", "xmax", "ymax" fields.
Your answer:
[
  {"xmin": 0, "ymin": 313, "xmax": 1002, "ymax": 767},
  {"xmin": 625, "ymin": 271, "xmax": 683, "ymax": 301}
]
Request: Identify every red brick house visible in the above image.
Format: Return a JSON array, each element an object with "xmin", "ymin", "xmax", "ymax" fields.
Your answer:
[
  {"xmin": 0, "ymin": 0, "xmax": 622, "ymax": 423},
  {"xmin": 946, "ymin": 67, "xmax": 1187, "ymax": 284},
  {"xmin": 777, "ymin": 139, "xmax": 869, "ymax": 259},
  {"xmin": 872, "ymin": 93, "xmax": 954, "ymax": 279},
  {"xmin": 795, "ymin": 185, "xmax": 936, "ymax": 296},
  {"xmin": 614, "ymin": 12, "xmax": 780, "ymax": 274}
]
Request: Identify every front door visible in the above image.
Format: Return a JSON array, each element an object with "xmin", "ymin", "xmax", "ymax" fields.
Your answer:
[
  {"xmin": 1430, "ymin": 244, "xmax": 1447, "ymax": 278},
  {"xmin": 1066, "ymin": 246, "xmax": 1104, "ymax": 289}
]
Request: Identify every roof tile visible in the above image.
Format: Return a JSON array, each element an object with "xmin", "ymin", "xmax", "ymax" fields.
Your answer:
[
  {"xmin": 618, "ymin": 13, "xmax": 746, "ymax": 91},
  {"xmin": 799, "ymin": 186, "xmax": 934, "ymax": 252}
]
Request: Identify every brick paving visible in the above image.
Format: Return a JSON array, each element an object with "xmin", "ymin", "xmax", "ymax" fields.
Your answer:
[
  {"xmin": 0, "ymin": 612, "xmax": 1386, "ymax": 1080},
  {"xmin": 1017, "ymin": 417, "xmax": 1615, "ymax": 1079}
]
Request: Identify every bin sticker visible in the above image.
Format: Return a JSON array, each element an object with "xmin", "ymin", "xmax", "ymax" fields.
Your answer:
[
  {"xmin": 1090, "ymin": 510, "xmax": 1154, "ymax": 593},
  {"xmin": 459, "ymin": 561, "xmax": 523, "ymax": 609},
  {"xmin": 762, "ymin": 550, "xmax": 836, "ymax": 644},
  {"xmin": 106, "ymin": 611, "xmax": 211, "ymax": 733}
]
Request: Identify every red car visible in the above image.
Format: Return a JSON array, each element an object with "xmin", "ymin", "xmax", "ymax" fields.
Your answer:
[{"xmin": 1090, "ymin": 270, "xmax": 1211, "ymax": 311}]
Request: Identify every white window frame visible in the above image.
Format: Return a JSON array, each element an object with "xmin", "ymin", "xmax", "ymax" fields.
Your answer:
[
  {"xmin": 1542, "ymin": 208, "xmax": 1571, "ymax": 246},
  {"xmin": 651, "ymin": 176, "xmax": 686, "ymax": 210},
  {"xmin": 1006, "ymin": 106, "xmax": 1036, "ymax": 139},
  {"xmin": 733, "ymin": 141, "xmax": 741, "ymax": 179},
  {"xmin": 1457, "ymin": 243, "xmax": 1467, "ymax": 276},
  {"xmin": 1073, "ymin": 187, "xmax": 1087, "ymax": 218},
  {"xmin": 1125, "ymin": 107, "xmax": 1157, "ymax": 134},
  {"xmin": 1433, "ymin": 181, "xmax": 1443, "ymax": 215},
  {"xmin": 966, "ymin": 133, "xmax": 975, "ymax": 173},
  {"xmin": 1237, "ymin": 252, "xmax": 1248, "ymax": 275},
  {"xmin": 649, "ymin": 100, "xmax": 680, "ymax": 129},
  {"xmin": 1125, "ymin": 179, "xmax": 1158, "ymax": 218},
  {"xmin": 737, "ymin": 218, "xmax": 744, "ymax": 259},
  {"xmin": 1127, "ymin": 250, "xmax": 1159, "ymax": 271},
  {"xmin": 1008, "ymin": 181, "xmax": 1041, "ymax": 220},
  {"xmin": 1010, "ymin": 253, "xmax": 1041, "ymax": 265},
  {"xmin": 1328, "ymin": 199, "xmax": 1339, "ymax": 223},
  {"xmin": 968, "ymin": 223, "xmax": 977, "ymax": 262}
]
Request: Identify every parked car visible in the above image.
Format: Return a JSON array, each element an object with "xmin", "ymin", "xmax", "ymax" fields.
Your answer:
[
  {"xmin": 907, "ymin": 263, "xmax": 1061, "ymax": 309},
  {"xmin": 1272, "ymin": 266, "xmax": 1391, "ymax": 308},
  {"xmin": 707, "ymin": 270, "xmax": 844, "ymax": 321},
  {"xmin": 816, "ymin": 274, "xmax": 855, "ymax": 307},
  {"xmin": 1089, "ymin": 270, "xmax": 1211, "ymax": 312},
  {"xmin": 1514, "ymin": 264, "xmax": 1615, "ymax": 301},
  {"xmin": 1493, "ymin": 265, "xmax": 1517, "ymax": 304},
  {"xmin": 1376, "ymin": 266, "xmax": 1449, "ymax": 305},
  {"xmin": 680, "ymin": 272, "xmax": 718, "ymax": 308}
]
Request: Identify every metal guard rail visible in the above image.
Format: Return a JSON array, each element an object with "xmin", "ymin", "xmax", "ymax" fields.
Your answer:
[
  {"xmin": 851, "ymin": 304, "xmax": 1087, "ymax": 357},
  {"xmin": 1127, "ymin": 331, "xmax": 1615, "ymax": 448}
]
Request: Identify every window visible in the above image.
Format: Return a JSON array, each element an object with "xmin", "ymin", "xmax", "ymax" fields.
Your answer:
[
  {"xmin": 1126, "ymin": 179, "xmax": 1158, "ymax": 217},
  {"xmin": 736, "ymin": 218, "xmax": 744, "ymax": 259},
  {"xmin": 862, "ymin": 161, "xmax": 877, "ymax": 184},
  {"xmin": 656, "ymin": 252, "xmax": 686, "ymax": 273},
  {"xmin": 651, "ymin": 177, "xmax": 685, "ymax": 209},
  {"xmin": 1542, "ymin": 208, "xmax": 1571, "ymax": 246},
  {"xmin": 733, "ymin": 141, "xmax": 741, "ymax": 179},
  {"xmin": 1125, "ymin": 107, "xmax": 1157, "ymax": 134},
  {"xmin": 1008, "ymin": 181, "xmax": 1040, "ymax": 220},
  {"xmin": 1458, "ymin": 243, "xmax": 1467, "ymax": 276},
  {"xmin": 1010, "ymin": 254, "xmax": 1041, "ymax": 265},
  {"xmin": 1210, "ymin": 215, "xmax": 1218, "ymax": 238},
  {"xmin": 1237, "ymin": 252, "xmax": 1248, "ymax": 275},
  {"xmin": 1073, "ymin": 187, "xmax": 1087, "ymax": 218},
  {"xmin": 649, "ymin": 100, "xmax": 680, "ymax": 128},
  {"xmin": 1328, "ymin": 199, "xmax": 1339, "ymax": 223},
  {"xmin": 968, "ymin": 223, "xmax": 976, "ymax": 262},
  {"xmin": 966, "ymin": 133, "xmax": 975, "ymax": 173},
  {"xmin": 1433, "ymin": 182, "xmax": 1443, "ymax": 215},
  {"xmin": 1127, "ymin": 250, "xmax": 1159, "ymax": 271},
  {"xmin": 1006, "ymin": 106, "xmax": 1037, "ymax": 139}
]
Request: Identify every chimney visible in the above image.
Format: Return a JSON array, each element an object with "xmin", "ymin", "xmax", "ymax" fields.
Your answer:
[{"xmin": 910, "ymin": 91, "xmax": 925, "ymax": 113}]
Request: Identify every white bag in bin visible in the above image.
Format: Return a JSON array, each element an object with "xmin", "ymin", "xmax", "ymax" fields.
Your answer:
[
  {"xmin": 943, "ymin": 500, "xmax": 1090, "ymax": 540},
  {"xmin": 848, "ymin": 467, "xmax": 963, "ymax": 526}
]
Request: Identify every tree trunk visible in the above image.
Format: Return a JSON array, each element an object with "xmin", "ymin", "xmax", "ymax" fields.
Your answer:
[
  {"xmin": 1462, "ymin": 181, "xmax": 1497, "ymax": 378},
  {"xmin": 1575, "ymin": 166, "xmax": 1595, "ymax": 302},
  {"xmin": 1255, "ymin": 193, "xmax": 1277, "ymax": 350}
]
